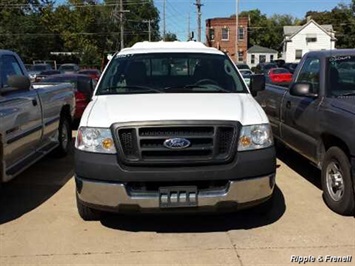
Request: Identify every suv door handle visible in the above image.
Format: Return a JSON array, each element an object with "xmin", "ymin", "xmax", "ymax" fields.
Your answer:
[{"xmin": 32, "ymin": 98, "xmax": 37, "ymax": 106}]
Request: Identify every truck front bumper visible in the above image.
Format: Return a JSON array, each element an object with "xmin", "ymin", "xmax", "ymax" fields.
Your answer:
[
  {"xmin": 75, "ymin": 147, "xmax": 276, "ymax": 213},
  {"xmin": 76, "ymin": 174, "xmax": 275, "ymax": 213}
]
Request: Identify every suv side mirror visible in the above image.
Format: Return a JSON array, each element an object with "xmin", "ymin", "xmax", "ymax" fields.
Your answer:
[{"xmin": 249, "ymin": 74, "xmax": 265, "ymax": 96}]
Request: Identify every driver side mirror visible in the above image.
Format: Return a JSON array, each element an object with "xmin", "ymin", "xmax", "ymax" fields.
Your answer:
[
  {"xmin": 249, "ymin": 74, "xmax": 265, "ymax": 96},
  {"xmin": 290, "ymin": 82, "xmax": 318, "ymax": 98},
  {"xmin": 0, "ymin": 75, "xmax": 31, "ymax": 95}
]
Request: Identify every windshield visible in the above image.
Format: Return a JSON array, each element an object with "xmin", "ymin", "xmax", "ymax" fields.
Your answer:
[
  {"xmin": 327, "ymin": 55, "xmax": 355, "ymax": 97},
  {"xmin": 60, "ymin": 65, "xmax": 76, "ymax": 71},
  {"xmin": 273, "ymin": 68, "xmax": 290, "ymax": 74},
  {"xmin": 96, "ymin": 53, "xmax": 247, "ymax": 95},
  {"xmin": 31, "ymin": 65, "xmax": 49, "ymax": 71}
]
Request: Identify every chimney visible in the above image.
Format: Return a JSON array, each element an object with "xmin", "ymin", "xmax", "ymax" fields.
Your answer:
[{"xmin": 307, "ymin": 16, "xmax": 311, "ymax": 22}]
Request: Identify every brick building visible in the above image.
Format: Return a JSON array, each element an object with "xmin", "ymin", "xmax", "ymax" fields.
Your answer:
[{"xmin": 205, "ymin": 16, "xmax": 248, "ymax": 62}]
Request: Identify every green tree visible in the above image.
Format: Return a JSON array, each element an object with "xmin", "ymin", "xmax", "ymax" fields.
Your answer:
[
  {"xmin": 163, "ymin": 32, "xmax": 178, "ymax": 41},
  {"xmin": 0, "ymin": 0, "xmax": 56, "ymax": 63},
  {"xmin": 239, "ymin": 9, "xmax": 299, "ymax": 51},
  {"xmin": 302, "ymin": 2, "xmax": 355, "ymax": 48}
]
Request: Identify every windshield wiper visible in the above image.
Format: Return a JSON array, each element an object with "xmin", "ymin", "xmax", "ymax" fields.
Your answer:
[
  {"xmin": 163, "ymin": 84, "xmax": 232, "ymax": 93},
  {"xmin": 99, "ymin": 85, "xmax": 162, "ymax": 94}
]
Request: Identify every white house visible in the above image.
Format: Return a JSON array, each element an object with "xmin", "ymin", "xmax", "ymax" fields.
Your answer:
[
  {"xmin": 246, "ymin": 45, "xmax": 278, "ymax": 68},
  {"xmin": 282, "ymin": 19, "xmax": 336, "ymax": 62}
]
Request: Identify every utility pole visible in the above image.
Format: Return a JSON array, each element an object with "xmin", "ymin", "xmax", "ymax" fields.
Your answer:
[
  {"xmin": 187, "ymin": 13, "xmax": 190, "ymax": 40},
  {"xmin": 163, "ymin": 0, "xmax": 166, "ymax": 41},
  {"xmin": 235, "ymin": 0, "xmax": 239, "ymax": 62},
  {"xmin": 119, "ymin": 0, "xmax": 130, "ymax": 49},
  {"xmin": 194, "ymin": 0, "xmax": 203, "ymax": 42},
  {"xmin": 113, "ymin": 0, "xmax": 130, "ymax": 50},
  {"xmin": 143, "ymin": 20, "xmax": 153, "ymax": 41}
]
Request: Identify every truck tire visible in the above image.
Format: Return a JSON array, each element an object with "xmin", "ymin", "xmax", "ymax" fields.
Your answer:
[
  {"xmin": 321, "ymin": 147, "xmax": 355, "ymax": 215},
  {"xmin": 54, "ymin": 117, "xmax": 71, "ymax": 157},
  {"xmin": 76, "ymin": 194, "xmax": 101, "ymax": 221}
]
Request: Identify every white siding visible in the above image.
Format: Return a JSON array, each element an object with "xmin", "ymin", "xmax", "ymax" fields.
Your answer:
[
  {"xmin": 283, "ymin": 22, "xmax": 335, "ymax": 62},
  {"xmin": 247, "ymin": 52, "xmax": 278, "ymax": 67}
]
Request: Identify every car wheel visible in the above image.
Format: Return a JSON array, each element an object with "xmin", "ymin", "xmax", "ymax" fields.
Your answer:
[
  {"xmin": 321, "ymin": 147, "xmax": 355, "ymax": 215},
  {"xmin": 76, "ymin": 194, "xmax": 101, "ymax": 221},
  {"xmin": 54, "ymin": 117, "xmax": 71, "ymax": 157}
]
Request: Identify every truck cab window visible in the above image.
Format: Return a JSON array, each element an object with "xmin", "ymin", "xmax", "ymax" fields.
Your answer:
[
  {"xmin": 295, "ymin": 57, "xmax": 320, "ymax": 93},
  {"xmin": 327, "ymin": 56, "xmax": 355, "ymax": 96},
  {"xmin": 1, "ymin": 55, "xmax": 24, "ymax": 87}
]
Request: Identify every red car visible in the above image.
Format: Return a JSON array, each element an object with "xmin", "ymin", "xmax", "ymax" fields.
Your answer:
[
  {"xmin": 268, "ymin": 67, "xmax": 292, "ymax": 85},
  {"xmin": 42, "ymin": 74, "xmax": 97, "ymax": 122},
  {"xmin": 78, "ymin": 68, "xmax": 101, "ymax": 81}
]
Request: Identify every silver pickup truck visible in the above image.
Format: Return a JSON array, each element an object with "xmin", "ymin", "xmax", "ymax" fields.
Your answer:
[{"xmin": 0, "ymin": 50, "xmax": 75, "ymax": 183}]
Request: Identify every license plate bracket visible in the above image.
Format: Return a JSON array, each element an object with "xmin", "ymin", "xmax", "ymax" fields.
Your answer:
[{"xmin": 159, "ymin": 186, "xmax": 198, "ymax": 208}]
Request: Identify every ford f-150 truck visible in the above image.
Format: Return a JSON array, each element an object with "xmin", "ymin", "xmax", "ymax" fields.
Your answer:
[
  {"xmin": 256, "ymin": 49, "xmax": 355, "ymax": 215},
  {"xmin": 0, "ymin": 50, "xmax": 75, "ymax": 183},
  {"xmin": 74, "ymin": 41, "xmax": 276, "ymax": 220}
]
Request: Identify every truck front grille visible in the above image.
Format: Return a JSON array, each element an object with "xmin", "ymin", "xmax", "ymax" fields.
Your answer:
[{"xmin": 114, "ymin": 121, "xmax": 238, "ymax": 166}]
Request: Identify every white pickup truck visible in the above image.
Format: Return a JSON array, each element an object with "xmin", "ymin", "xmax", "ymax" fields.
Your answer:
[
  {"xmin": 0, "ymin": 50, "xmax": 75, "ymax": 183},
  {"xmin": 74, "ymin": 41, "xmax": 276, "ymax": 220}
]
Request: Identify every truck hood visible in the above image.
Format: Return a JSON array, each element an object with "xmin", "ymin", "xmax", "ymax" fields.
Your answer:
[
  {"xmin": 331, "ymin": 97, "xmax": 355, "ymax": 115},
  {"xmin": 82, "ymin": 93, "xmax": 269, "ymax": 127}
]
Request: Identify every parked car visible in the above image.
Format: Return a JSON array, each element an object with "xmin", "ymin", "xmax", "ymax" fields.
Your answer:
[
  {"xmin": 58, "ymin": 63, "xmax": 80, "ymax": 74},
  {"xmin": 0, "ymin": 50, "xmax": 75, "ymax": 183},
  {"xmin": 239, "ymin": 69, "xmax": 253, "ymax": 86},
  {"xmin": 255, "ymin": 49, "xmax": 355, "ymax": 215},
  {"xmin": 34, "ymin": 70, "xmax": 61, "ymax": 82},
  {"xmin": 42, "ymin": 74, "xmax": 96, "ymax": 121},
  {"xmin": 271, "ymin": 59, "xmax": 286, "ymax": 68},
  {"xmin": 28, "ymin": 63, "xmax": 52, "ymax": 81},
  {"xmin": 78, "ymin": 68, "xmax": 101, "ymax": 81},
  {"xmin": 74, "ymin": 41, "xmax": 276, "ymax": 221},
  {"xmin": 267, "ymin": 67, "xmax": 293, "ymax": 86},
  {"xmin": 236, "ymin": 63, "xmax": 251, "ymax": 70},
  {"xmin": 283, "ymin": 62, "xmax": 298, "ymax": 74},
  {"xmin": 24, "ymin": 64, "xmax": 32, "ymax": 71},
  {"xmin": 255, "ymin": 62, "xmax": 278, "ymax": 75}
]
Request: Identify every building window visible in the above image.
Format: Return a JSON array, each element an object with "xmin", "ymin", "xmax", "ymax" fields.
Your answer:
[
  {"xmin": 209, "ymin": 28, "xmax": 215, "ymax": 41},
  {"xmin": 295, "ymin": 50, "xmax": 303, "ymax": 60},
  {"xmin": 251, "ymin": 54, "xmax": 255, "ymax": 64},
  {"xmin": 238, "ymin": 27, "xmax": 244, "ymax": 40},
  {"xmin": 238, "ymin": 51, "xmax": 244, "ymax": 62},
  {"xmin": 259, "ymin": 55, "xmax": 266, "ymax": 63},
  {"xmin": 306, "ymin": 34, "xmax": 317, "ymax": 43},
  {"xmin": 270, "ymin": 55, "xmax": 274, "ymax": 61},
  {"xmin": 306, "ymin": 37, "xmax": 317, "ymax": 43},
  {"xmin": 222, "ymin": 28, "xmax": 229, "ymax": 41}
]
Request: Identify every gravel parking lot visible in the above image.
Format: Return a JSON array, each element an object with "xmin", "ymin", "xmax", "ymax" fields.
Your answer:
[{"xmin": 0, "ymin": 141, "xmax": 354, "ymax": 265}]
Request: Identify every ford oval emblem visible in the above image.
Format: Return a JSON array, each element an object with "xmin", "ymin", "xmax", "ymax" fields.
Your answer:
[{"xmin": 163, "ymin": 138, "xmax": 191, "ymax": 150}]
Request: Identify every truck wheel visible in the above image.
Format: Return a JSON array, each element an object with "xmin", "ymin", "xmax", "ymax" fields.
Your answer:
[
  {"xmin": 76, "ymin": 194, "xmax": 101, "ymax": 221},
  {"xmin": 54, "ymin": 117, "xmax": 71, "ymax": 157},
  {"xmin": 321, "ymin": 147, "xmax": 355, "ymax": 215}
]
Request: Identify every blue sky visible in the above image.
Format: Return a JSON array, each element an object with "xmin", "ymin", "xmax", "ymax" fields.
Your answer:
[{"xmin": 154, "ymin": 0, "xmax": 351, "ymax": 41}]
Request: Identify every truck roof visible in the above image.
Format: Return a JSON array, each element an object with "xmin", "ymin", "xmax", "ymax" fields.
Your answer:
[
  {"xmin": 0, "ymin": 50, "xmax": 17, "ymax": 56},
  {"xmin": 305, "ymin": 49, "xmax": 355, "ymax": 58},
  {"xmin": 118, "ymin": 41, "xmax": 224, "ymax": 56}
]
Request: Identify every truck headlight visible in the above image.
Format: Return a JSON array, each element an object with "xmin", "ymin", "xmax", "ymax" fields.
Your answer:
[
  {"xmin": 238, "ymin": 124, "xmax": 273, "ymax": 151},
  {"xmin": 75, "ymin": 127, "xmax": 117, "ymax": 154}
]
